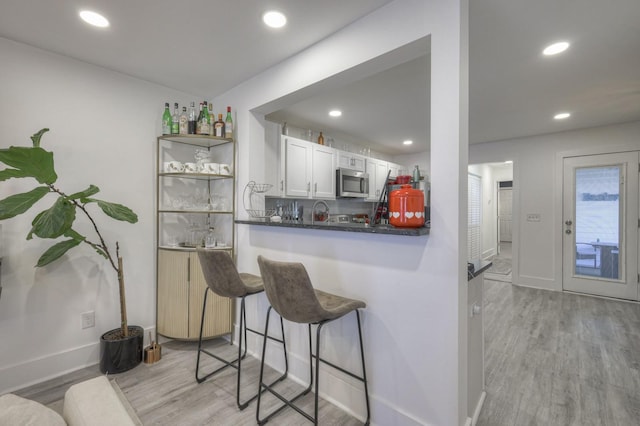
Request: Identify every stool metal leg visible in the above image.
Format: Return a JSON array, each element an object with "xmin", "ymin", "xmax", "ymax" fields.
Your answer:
[
  {"xmin": 196, "ymin": 288, "xmax": 242, "ymax": 384},
  {"xmin": 196, "ymin": 291, "xmax": 288, "ymax": 410},
  {"xmin": 258, "ymin": 309, "xmax": 370, "ymax": 425},
  {"xmin": 257, "ymin": 307, "xmax": 313, "ymax": 425},
  {"xmin": 356, "ymin": 310, "xmax": 371, "ymax": 425}
]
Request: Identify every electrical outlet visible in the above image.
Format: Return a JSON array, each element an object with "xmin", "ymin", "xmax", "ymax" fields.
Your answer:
[{"xmin": 81, "ymin": 311, "xmax": 95, "ymax": 329}]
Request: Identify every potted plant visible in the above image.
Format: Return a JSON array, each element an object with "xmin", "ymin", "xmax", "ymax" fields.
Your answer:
[{"xmin": 0, "ymin": 128, "xmax": 142, "ymax": 374}]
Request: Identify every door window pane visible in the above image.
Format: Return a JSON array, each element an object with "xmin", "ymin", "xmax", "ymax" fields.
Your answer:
[{"xmin": 574, "ymin": 166, "xmax": 621, "ymax": 279}]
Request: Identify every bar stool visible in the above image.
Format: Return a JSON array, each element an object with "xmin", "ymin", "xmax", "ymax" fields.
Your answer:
[
  {"xmin": 256, "ymin": 255, "xmax": 370, "ymax": 425},
  {"xmin": 195, "ymin": 249, "xmax": 288, "ymax": 410}
]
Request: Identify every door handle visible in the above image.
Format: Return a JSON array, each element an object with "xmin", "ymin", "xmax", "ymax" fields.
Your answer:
[
  {"xmin": 565, "ymin": 229, "xmax": 572, "ymax": 234},
  {"xmin": 565, "ymin": 220, "xmax": 572, "ymax": 226}
]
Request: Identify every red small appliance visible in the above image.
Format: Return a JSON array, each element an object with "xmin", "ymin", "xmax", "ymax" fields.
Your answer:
[{"xmin": 389, "ymin": 184, "xmax": 425, "ymax": 228}]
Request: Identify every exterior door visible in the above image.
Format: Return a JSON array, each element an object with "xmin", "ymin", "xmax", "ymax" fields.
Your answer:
[{"xmin": 562, "ymin": 152, "xmax": 639, "ymax": 300}]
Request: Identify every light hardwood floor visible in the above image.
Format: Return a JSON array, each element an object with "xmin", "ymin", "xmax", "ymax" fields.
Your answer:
[
  {"xmin": 478, "ymin": 279, "xmax": 640, "ymax": 426},
  {"xmin": 13, "ymin": 278, "xmax": 640, "ymax": 425},
  {"xmin": 14, "ymin": 339, "xmax": 362, "ymax": 425}
]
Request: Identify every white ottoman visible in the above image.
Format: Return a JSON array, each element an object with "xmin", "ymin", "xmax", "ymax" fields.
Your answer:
[
  {"xmin": 0, "ymin": 393, "xmax": 66, "ymax": 426},
  {"xmin": 63, "ymin": 376, "xmax": 137, "ymax": 426}
]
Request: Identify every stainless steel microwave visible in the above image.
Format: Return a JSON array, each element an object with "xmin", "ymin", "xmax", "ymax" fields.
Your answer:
[{"xmin": 336, "ymin": 168, "xmax": 369, "ymax": 198}]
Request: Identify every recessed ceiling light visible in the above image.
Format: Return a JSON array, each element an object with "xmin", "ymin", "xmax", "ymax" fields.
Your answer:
[
  {"xmin": 403, "ymin": 140, "xmax": 413, "ymax": 145},
  {"xmin": 505, "ymin": 160, "xmax": 513, "ymax": 164},
  {"xmin": 329, "ymin": 110, "xmax": 342, "ymax": 117},
  {"xmin": 543, "ymin": 41, "xmax": 569, "ymax": 56},
  {"xmin": 263, "ymin": 11, "xmax": 287, "ymax": 28},
  {"xmin": 79, "ymin": 10, "xmax": 110, "ymax": 28},
  {"xmin": 554, "ymin": 112, "xmax": 571, "ymax": 120}
]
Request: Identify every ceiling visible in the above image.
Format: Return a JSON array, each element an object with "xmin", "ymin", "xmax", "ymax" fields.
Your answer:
[{"xmin": 1, "ymin": 0, "xmax": 639, "ymax": 155}]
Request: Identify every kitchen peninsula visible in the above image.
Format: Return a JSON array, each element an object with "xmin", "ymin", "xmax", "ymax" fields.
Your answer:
[{"xmin": 235, "ymin": 218, "xmax": 429, "ymax": 236}]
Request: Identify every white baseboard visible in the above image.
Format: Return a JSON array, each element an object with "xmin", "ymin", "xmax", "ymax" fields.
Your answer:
[
  {"xmin": 0, "ymin": 326, "xmax": 156, "ymax": 395},
  {"xmin": 471, "ymin": 391, "xmax": 486, "ymax": 426},
  {"xmin": 482, "ymin": 248, "xmax": 496, "ymax": 260},
  {"xmin": 234, "ymin": 323, "xmax": 428, "ymax": 426}
]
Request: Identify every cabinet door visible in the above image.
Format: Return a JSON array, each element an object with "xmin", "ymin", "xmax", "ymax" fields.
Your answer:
[
  {"xmin": 312, "ymin": 145, "xmax": 336, "ymax": 199},
  {"xmin": 366, "ymin": 158, "xmax": 389, "ymax": 201},
  {"xmin": 388, "ymin": 162, "xmax": 401, "ymax": 179},
  {"xmin": 284, "ymin": 137, "xmax": 312, "ymax": 198},
  {"xmin": 157, "ymin": 249, "xmax": 233, "ymax": 340},
  {"xmin": 189, "ymin": 252, "xmax": 233, "ymax": 339},
  {"xmin": 157, "ymin": 250, "xmax": 189, "ymax": 338},
  {"xmin": 337, "ymin": 151, "xmax": 366, "ymax": 172}
]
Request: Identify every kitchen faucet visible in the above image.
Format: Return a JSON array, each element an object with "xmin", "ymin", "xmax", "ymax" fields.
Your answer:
[{"xmin": 311, "ymin": 200, "xmax": 329, "ymax": 225}]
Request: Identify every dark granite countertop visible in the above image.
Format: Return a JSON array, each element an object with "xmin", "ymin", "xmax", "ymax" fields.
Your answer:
[
  {"xmin": 235, "ymin": 219, "xmax": 429, "ymax": 236},
  {"xmin": 468, "ymin": 259, "xmax": 492, "ymax": 280}
]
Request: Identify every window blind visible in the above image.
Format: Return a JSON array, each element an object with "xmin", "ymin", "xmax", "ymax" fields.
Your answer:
[{"xmin": 468, "ymin": 173, "xmax": 482, "ymax": 261}]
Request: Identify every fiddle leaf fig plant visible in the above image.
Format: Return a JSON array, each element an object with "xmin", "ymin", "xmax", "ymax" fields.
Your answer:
[{"xmin": 0, "ymin": 128, "xmax": 138, "ymax": 337}]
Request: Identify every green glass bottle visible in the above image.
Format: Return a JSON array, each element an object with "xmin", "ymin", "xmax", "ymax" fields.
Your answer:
[
  {"xmin": 200, "ymin": 101, "xmax": 211, "ymax": 135},
  {"xmin": 171, "ymin": 103, "xmax": 179, "ymax": 135},
  {"xmin": 162, "ymin": 103, "xmax": 171, "ymax": 135},
  {"xmin": 224, "ymin": 106, "xmax": 233, "ymax": 139}
]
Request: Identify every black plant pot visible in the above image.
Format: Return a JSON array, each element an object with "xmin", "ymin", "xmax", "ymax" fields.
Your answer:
[{"xmin": 99, "ymin": 325, "xmax": 144, "ymax": 374}]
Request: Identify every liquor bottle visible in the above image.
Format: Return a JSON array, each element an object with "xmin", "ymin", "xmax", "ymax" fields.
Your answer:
[
  {"xmin": 214, "ymin": 113, "xmax": 225, "ymax": 137},
  {"xmin": 196, "ymin": 102, "xmax": 203, "ymax": 134},
  {"xmin": 225, "ymin": 106, "xmax": 233, "ymax": 139},
  {"xmin": 188, "ymin": 102, "xmax": 197, "ymax": 134},
  {"xmin": 171, "ymin": 103, "xmax": 179, "ymax": 135},
  {"xmin": 200, "ymin": 101, "xmax": 211, "ymax": 135},
  {"xmin": 161, "ymin": 103, "xmax": 171, "ymax": 135},
  {"xmin": 179, "ymin": 106, "xmax": 188, "ymax": 135},
  {"xmin": 317, "ymin": 132, "xmax": 324, "ymax": 145},
  {"xmin": 208, "ymin": 104, "xmax": 215, "ymax": 133}
]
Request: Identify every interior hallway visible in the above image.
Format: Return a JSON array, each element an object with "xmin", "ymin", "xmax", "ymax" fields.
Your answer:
[
  {"xmin": 477, "ymin": 278, "xmax": 640, "ymax": 425},
  {"xmin": 484, "ymin": 242, "xmax": 512, "ymax": 283}
]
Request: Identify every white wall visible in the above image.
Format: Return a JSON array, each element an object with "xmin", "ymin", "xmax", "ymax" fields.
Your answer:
[
  {"xmin": 216, "ymin": 0, "xmax": 469, "ymax": 424},
  {"xmin": 470, "ymin": 120, "xmax": 640, "ymax": 291},
  {"xmin": 0, "ymin": 37, "xmax": 194, "ymax": 393},
  {"xmin": 394, "ymin": 151, "xmax": 431, "ymax": 183}
]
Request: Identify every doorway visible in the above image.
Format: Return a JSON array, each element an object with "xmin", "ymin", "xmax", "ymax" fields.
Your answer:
[
  {"xmin": 562, "ymin": 152, "xmax": 639, "ymax": 300},
  {"xmin": 467, "ymin": 162, "xmax": 514, "ymax": 281},
  {"xmin": 497, "ymin": 181, "xmax": 512, "ymax": 256}
]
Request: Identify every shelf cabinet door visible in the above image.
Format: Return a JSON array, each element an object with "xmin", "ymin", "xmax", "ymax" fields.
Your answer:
[
  {"xmin": 157, "ymin": 250, "xmax": 189, "ymax": 338},
  {"xmin": 157, "ymin": 249, "xmax": 233, "ymax": 340},
  {"xmin": 188, "ymin": 252, "xmax": 233, "ymax": 339}
]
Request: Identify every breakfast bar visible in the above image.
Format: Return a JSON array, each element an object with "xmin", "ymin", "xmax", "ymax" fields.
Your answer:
[{"xmin": 235, "ymin": 219, "xmax": 429, "ymax": 236}]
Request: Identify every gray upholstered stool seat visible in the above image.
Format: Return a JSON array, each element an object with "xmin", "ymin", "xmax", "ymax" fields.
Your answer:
[
  {"xmin": 195, "ymin": 249, "xmax": 288, "ymax": 410},
  {"xmin": 256, "ymin": 255, "xmax": 370, "ymax": 425}
]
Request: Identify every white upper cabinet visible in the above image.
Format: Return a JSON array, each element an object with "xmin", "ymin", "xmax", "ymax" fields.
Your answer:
[
  {"xmin": 280, "ymin": 136, "xmax": 336, "ymax": 199},
  {"xmin": 366, "ymin": 157, "xmax": 390, "ymax": 201},
  {"xmin": 312, "ymin": 144, "xmax": 337, "ymax": 199},
  {"xmin": 388, "ymin": 162, "xmax": 404, "ymax": 179},
  {"xmin": 337, "ymin": 151, "xmax": 366, "ymax": 172}
]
